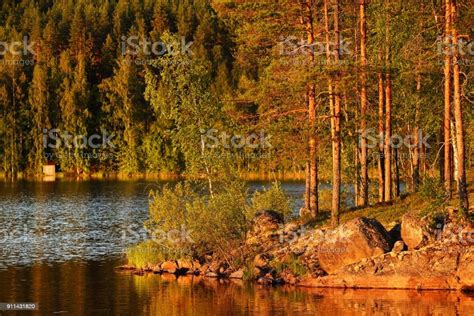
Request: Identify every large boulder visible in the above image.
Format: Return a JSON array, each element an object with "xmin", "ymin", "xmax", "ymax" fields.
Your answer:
[
  {"xmin": 318, "ymin": 217, "xmax": 392, "ymax": 274},
  {"xmin": 161, "ymin": 260, "xmax": 178, "ymax": 274},
  {"xmin": 246, "ymin": 210, "xmax": 284, "ymax": 249},
  {"xmin": 252, "ymin": 210, "xmax": 284, "ymax": 231},
  {"xmin": 401, "ymin": 212, "xmax": 443, "ymax": 249}
]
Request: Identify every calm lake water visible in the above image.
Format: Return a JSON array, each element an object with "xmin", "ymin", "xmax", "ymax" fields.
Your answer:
[{"xmin": 0, "ymin": 180, "xmax": 471, "ymax": 315}]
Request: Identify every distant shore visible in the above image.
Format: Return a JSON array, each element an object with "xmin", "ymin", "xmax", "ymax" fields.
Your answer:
[{"xmin": 0, "ymin": 171, "xmax": 306, "ymax": 182}]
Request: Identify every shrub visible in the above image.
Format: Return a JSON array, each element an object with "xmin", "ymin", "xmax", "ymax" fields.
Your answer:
[
  {"xmin": 419, "ymin": 176, "xmax": 447, "ymax": 216},
  {"xmin": 127, "ymin": 180, "xmax": 293, "ymax": 266},
  {"xmin": 143, "ymin": 180, "xmax": 249, "ymax": 261},
  {"xmin": 247, "ymin": 182, "xmax": 293, "ymax": 220},
  {"xmin": 419, "ymin": 176, "xmax": 445, "ymax": 201}
]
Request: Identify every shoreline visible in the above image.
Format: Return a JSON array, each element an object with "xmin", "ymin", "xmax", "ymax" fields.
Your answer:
[
  {"xmin": 122, "ymin": 210, "xmax": 474, "ymax": 292},
  {"xmin": 0, "ymin": 171, "xmax": 307, "ymax": 182}
]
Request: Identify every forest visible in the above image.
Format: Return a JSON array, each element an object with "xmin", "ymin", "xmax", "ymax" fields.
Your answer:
[{"xmin": 0, "ymin": 0, "xmax": 473, "ymax": 223}]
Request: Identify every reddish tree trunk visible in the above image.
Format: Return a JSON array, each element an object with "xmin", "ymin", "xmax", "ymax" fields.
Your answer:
[
  {"xmin": 444, "ymin": 0, "xmax": 452, "ymax": 196},
  {"xmin": 359, "ymin": 0, "xmax": 369, "ymax": 206},
  {"xmin": 451, "ymin": 0, "xmax": 469, "ymax": 214}
]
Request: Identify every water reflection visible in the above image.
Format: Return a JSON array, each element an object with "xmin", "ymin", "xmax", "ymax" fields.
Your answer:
[{"xmin": 0, "ymin": 259, "xmax": 472, "ymax": 315}]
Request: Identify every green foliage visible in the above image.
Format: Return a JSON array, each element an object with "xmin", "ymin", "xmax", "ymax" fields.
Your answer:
[
  {"xmin": 0, "ymin": 0, "xmax": 234, "ymax": 177},
  {"xmin": 248, "ymin": 182, "xmax": 293, "ymax": 219},
  {"xmin": 419, "ymin": 176, "xmax": 446, "ymax": 203},
  {"xmin": 142, "ymin": 179, "xmax": 292, "ymax": 262},
  {"xmin": 144, "ymin": 180, "xmax": 248, "ymax": 259},
  {"xmin": 418, "ymin": 176, "xmax": 447, "ymax": 217},
  {"xmin": 126, "ymin": 240, "xmax": 165, "ymax": 269},
  {"xmin": 272, "ymin": 255, "xmax": 308, "ymax": 277}
]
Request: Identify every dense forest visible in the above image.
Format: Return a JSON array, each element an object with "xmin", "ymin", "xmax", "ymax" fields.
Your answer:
[{"xmin": 0, "ymin": 0, "xmax": 473, "ymax": 219}]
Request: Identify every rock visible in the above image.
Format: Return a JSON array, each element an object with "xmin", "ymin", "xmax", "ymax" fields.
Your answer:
[
  {"xmin": 177, "ymin": 259, "xmax": 193, "ymax": 270},
  {"xmin": 254, "ymin": 253, "xmax": 271, "ymax": 268},
  {"xmin": 318, "ymin": 217, "xmax": 392, "ymax": 274},
  {"xmin": 246, "ymin": 211, "xmax": 284, "ymax": 251},
  {"xmin": 280, "ymin": 269, "xmax": 298, "ymax": 285},
  {"xmin": 284, "ymin": 223, "xmax": 300, "ymax": 234},
  {"xmin": 301, "ymin": 238, "xmax": 474, "ymax": 290},
  {"xmin": 116, "ymin": 264, "xmax": 136, "ymax": 270},
  {"xmin": 250, "ymin": 210, "xmax": 284, "ymax": 236},
  {"xmin": 392, "ymin": 240, "xmax": 405, "ymax": 253},
  {"xmin": 152, "ymin": 264, "xmax": 163, "ymax": 274},
  {"xmin": 161, "ymin": 260, "xmax": 178, "ymax": 274},
  {"xmin": 198, "ymin": 263, "xmax": 209, "ymax": 275},
  {"xmin": 208, "ymin": 260, "xmax": 222, "ymax": 273},
  {"xmin": 401, "ymin": 212, "xmax": 443, "ymax": 249},
  {"xmin": 257, "ymin": 276, "xmax": 274, "ymax": 285},
  {"xmin": 299, "ymin": 207, "xmax": 312, "ymax": 218},
  {"xmin": 205, "ymin": 271, "xmax": 219, "ymax": 278},
  {"xmin": 192, "ymin": 260, "xmax": 201, "ymax": 270},
  {"xmin": 229, "ymin": 269, "xmax": 244, "ymax": 279}
]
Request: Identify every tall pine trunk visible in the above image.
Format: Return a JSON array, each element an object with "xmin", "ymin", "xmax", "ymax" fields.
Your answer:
[
  {"xmin": 331, "ymin": 0, "xmax": 341, "ymax": 227},
  {"xmin": 377, "ymin": 52, "xmax": 385, "ymax": 203},
  {"xmin": 412, "ymin": 73, "xmax": 421, "ymax": 190},
  {"xmin": 443, "ymin": 0, "xmax": 452, "ymax": 197},
  {"xmin": 359, "ymin": 0, "xmax": 369, "ymax": 206},
  {"xmin": 302, "ymin": 0, "xmax": 318, "ymax": 217},
  {"xmin": 450, "ymin": 0, "xmax": 469, "ymax": 215},
  {"xmin": 384, "ymin": 17, "xmax": 392, "ymax": 202}
]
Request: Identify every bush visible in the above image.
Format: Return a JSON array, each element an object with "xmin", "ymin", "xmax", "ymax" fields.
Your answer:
[
  {"xmin": 143, "ymin": 180, "xmax": 249, "ymax": 261},
  {"xmin": 419, "ymin": 176, "xmax": 445, "ymax": 202},
  {"xmin": 247, "ymin": 182, "xmax": 293, "ymax": 219},
  {"xmin": 127, "ymin": 180, "xmax": 292, "ymax": 266}
]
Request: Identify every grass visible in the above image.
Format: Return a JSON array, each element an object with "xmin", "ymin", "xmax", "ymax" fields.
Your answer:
[
  {"xmin": 272, "ymin": 255, "xmax": 308, "ymax": 277},
  {"xmin": 312, "ymin": 170, "xmax": 474, "ymax": 229},
  {"xmin": 125, "ymin": 240, "xmax": 165, "ymax": 269}
]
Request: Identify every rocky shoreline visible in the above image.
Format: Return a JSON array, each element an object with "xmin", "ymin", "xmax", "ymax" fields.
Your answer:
[{"xmin": 119, "ymin": 210, "xmax": 474, "ymax": 291}]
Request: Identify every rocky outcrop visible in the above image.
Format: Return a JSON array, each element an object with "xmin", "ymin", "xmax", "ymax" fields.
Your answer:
[
  {"xmin": 123, "ymin": 208, "xmax": 474, "ymax": 291},
  {"xmin": 252, "ymin": 210, "xmax": 284, "ymax": 231},
  {"xmin": 401, "ymin": 212, "xmax": 443, "ymax": 249},
  {"xmin": 161, "ymin": 261, "xmax": 178, "ymax": 274},
  {"xmin": 246, "ymin": 210, "xmax": 285, "ymax": 254},
  {"xmin": 299, "ymin": 237, "xmax": 474, "ymax": 290},
  {"xmin": 391, "ymin": 240, "xmax": 405, "ymax": 253},
  {"xmin": 229, "ymin": 269, "xmax": 244, "ymax": 279},
  {"xmin": 318, "ymin": 217, "xmax": 392, "ymax": 274}
]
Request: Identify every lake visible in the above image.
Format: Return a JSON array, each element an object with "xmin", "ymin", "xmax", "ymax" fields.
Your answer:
[{"xmin": 0, "ymin": 180, "xmax": 471, "ymax": 315}]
